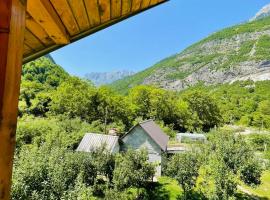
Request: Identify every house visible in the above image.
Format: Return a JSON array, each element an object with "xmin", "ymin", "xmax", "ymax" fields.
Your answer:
[
  {"xmin": 121, "ymin": 120, "xmax": 169, "ymax": 176},
  {"xmin": 76, "ymin": 133, "xmax": 120, "ymax": 154},
  {"xmin": 77, "ymin": 120, "xmax": 169, "ymax": 177}
]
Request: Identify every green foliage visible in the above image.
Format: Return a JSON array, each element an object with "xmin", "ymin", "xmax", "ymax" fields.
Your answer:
[
  {"xmin": 195, "ymin": 131, "xmax": 263, "ymax": 199},
  {"xmin": 183, "ymin": 91, "xmax": 222, "ymax": 131},
  {"xmin": 50, "ymin": 77, "xmax": 95, "ymax": 120},
  {"xmin": 110, "ymin": 16, "xmax": 270, "ymax": 94},
  {"xmin": 16, "ymin": 116, "xmax": 97, "ymax": 151},
  {"xmin": 166, "ymin": 151, "xmax": 201, "ymax": 198},
  {"xmin": 22, "ymin": 57, "xmax": 68, "ymax": 87},
  {"xmin": 186, "ymin": 16, "xmax": 270, "ymax": 51},
  {"xmin": 113, "ymin": 149, "xmax": 155, "ymax": 190},
  {"xmin": 20, "ymin": 57, "xmax": 69, "ymax": 116},
  {"xmin": 255, "ymin": 35, "xmax": 270, "ymax": 60},
  {"xmin": 247, "ymin": 134, "xmax": 270, "ymax": 152}
]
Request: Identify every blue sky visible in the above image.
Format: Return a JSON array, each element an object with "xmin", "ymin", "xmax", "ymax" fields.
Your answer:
[{"xmin": 51, "ymin": 0, "xmax": 270, "ymax": 77}]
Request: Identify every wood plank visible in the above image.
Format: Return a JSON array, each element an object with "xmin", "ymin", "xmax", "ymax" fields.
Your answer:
[
  {"xmin": 27, "ymin": 0, "xmax": 69, "ymax": 44},
  {"xmin": 84, "ymin": 0, "xmax": 100, "ymax": 27},
  {"xmin": 122, "ymin": 0, "xmax": 132, "ymax": 15},
  {"xmin": 98, "ymin": 0, "xmax": 111, "ymax": 23},
  {"xmin": 23, "ymin": 44, "xmax": 33, "ymax": 56},
  {"xmin": 141, "ymin": 0, "xmax": 151, "ymax": 9},
  {"xmin": 24, "ymin": 29, "xmax": 45, "ymax": 51},
  {"xmin": 26, "ymin": 13, "xmax": 53, "ymax": 46},
  {"xmin": 111, "ymin": 0, "xmax": 121, "ymax": 19},
  {"xmin": 68, "ymin": 0, "xmax": 90, "ymax": 31},
  {"xmin": 132, "ymin": 0, "xmax": 142, "ymax": 12},
  {"xmin": 0, "ymin": 0, "xmax": 26, "ymax": 199},
  {"xmin": 150, "ymin": 0, "xmax": 160, "ymax": 6},
  {"xmin": 50, "ymin": 0, "xmax": 80, "ymax": 36}
]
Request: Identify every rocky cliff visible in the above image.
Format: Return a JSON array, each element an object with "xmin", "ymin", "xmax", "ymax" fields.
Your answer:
[{"xmin": 111, "ymin": 14, "xmax": 270, "ymax": 93}]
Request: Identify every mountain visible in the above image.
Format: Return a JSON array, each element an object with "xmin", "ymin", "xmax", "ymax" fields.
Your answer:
[
  {"xmin": 85, "ymin": 70, "xmax": 134, "ymax": 86},
  {"xmin": 111, "ymin": 15, "xmax": 270, "ymax": 94},
  {"xmin": 250, "ymin": 3, "xmax": 270, "ymax": 21}
]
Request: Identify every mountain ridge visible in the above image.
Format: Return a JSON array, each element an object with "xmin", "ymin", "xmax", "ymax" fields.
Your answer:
[
  {"xmin": 84, "ymin": 70, "xmax": 134, "ymax": 86},
  {"xmin": 110, "ymin": 15, "xmax": 270, "ymax": 94}
]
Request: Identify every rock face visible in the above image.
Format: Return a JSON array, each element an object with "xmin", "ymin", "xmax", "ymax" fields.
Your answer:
[
  {"xmin": 85, "ymin": 70, "xmax": 134, "ymax": 86},
  {"xmin": 111, "ymin": 14, "xmax": 270, "ymax": 93},
  {"xmin": 250, "ymin": 3, "xmax": 270, "ymax": 21}
]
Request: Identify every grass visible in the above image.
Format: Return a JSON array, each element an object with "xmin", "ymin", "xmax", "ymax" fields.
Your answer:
[
  {"xmin": 240, "ymin": 171, "xmax": 270, "ymax": 199},
  {"xmin": 156, "ymin": 177, "xmax": 183, "ymax": 200}
]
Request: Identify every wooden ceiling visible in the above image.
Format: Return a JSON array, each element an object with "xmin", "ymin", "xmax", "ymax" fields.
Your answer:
[{"xmin": 23, "ymin": 0, "xmax": 167, "ymax": 63}]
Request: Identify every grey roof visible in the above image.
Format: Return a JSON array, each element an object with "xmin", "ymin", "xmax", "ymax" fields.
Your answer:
[
  {"xmin": 76, "ymin": 133, "xmax": 119, "ymax": 153},
  {"xmin": 123, "ymin": 119, "xmax": 169, "ymax": 151}
]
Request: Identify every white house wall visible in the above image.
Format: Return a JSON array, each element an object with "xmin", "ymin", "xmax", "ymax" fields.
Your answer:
[{"xmin": 122, "ymin": 126, "xmax": 162, "ymax": 176}]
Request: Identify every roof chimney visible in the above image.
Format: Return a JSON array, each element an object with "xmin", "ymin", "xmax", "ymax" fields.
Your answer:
[{"xmin": 108, "ymin": 128, "xmax": 118, "ymax": 136}]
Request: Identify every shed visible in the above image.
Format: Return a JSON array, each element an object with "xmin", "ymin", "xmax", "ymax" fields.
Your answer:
[
  {"xmin": 121, "ymin": 119, "xmax": 169, "ymax": 176},
  {"xmin": 76, "ymin": 133, "xmax": 120, "ymax": 154}
]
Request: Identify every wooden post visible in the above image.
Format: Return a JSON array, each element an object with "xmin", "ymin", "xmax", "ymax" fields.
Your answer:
[{"xmin": 0, "ymin": 0, "xmax": 26, "ymax": 199}]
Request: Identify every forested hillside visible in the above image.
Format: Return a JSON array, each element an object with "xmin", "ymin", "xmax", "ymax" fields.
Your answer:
[
  {"xmin": 111, "ymin": 16, "xmax": 270, "ymax": 94},
  {"xmin": 13, "ymin": 56, "xmax": 270, "ymax": 199}
]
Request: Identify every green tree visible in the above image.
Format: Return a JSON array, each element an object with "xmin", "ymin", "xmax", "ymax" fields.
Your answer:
[
  {"xmin": 184, "ymin": 91, "xmax": 222, "ymax": 131},
  {"xmin": 113, "ymin": 149, "xmax": 155, "ymax": 190},
  {"xmin": 166, "ymin": 151, "xmax": 201, "ymax": 199},
  {"xmin": 50, "ymin": 77, "xmax": 95, "ymax": 121}
]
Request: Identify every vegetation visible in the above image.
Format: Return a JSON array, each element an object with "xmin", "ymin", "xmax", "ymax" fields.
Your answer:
[
  {"xmin": 110, "ymin": 16, "xmax": 270, "ymax": 94},
  {"xmin": 13, "ymin": 57, "xmax": 270, "ymax": 199}
]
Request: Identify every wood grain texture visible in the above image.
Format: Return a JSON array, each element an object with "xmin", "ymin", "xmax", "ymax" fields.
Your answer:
[
  {"xmin": 141, "ymin": 0, "xmax": 151, "ymax": 9},
  {"xmin": 23, "ymin": 0, "xmax": 168, "ymax": 62},
  {"xmin": 68, "ymin": 0, "xmax": 90, "ymax": 31},
  {"xmin": 150, "ymin": 0, "xmax": 159, "ymax": 5},
  {"xmin": 27, "ymin": 0, "xmax": 69, "ymax": 44},
  {"xmin": 23, "ymin": 44, "xmax": 33, "ymax": 56},
  {"xmin": 98, "ymin": 0, "xmax": 111, "ymax": 23},
  {"xmin": 111, "ymin": 0, "xmax": 121, "ymax": 19},
  {"xmin": 132, "ymin": 0, "xmax": 142, "ymax": 12},
  {"xmin": 24, "ymin": 29, "xmax": 45, "ymax": 50},
  {"xmin": 26, "ymin": 13, "xmax": 53, "ymax": 46},
  {"xmin": 0, "ymin": 0, "xmax": 26, "ymax": 199},
  {"xmin": 84, "ymin": 0, "xmax": 100, "ymax": 27},
  {"xmin": 122, "ymin": 0, "xmax": 132, "ymax": 15},
  {"xmin": 50, "ymin": 0, "xmax": 80, "ymax": 36}
]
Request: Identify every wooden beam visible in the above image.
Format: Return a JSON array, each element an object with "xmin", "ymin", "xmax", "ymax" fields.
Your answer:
[
  {"xmin": 68, "ymin": 0, "xmax": 90, "ymax": 31},
  {"xmin": 27, "ymin": 0, "xmax": 70, "ymax": 44},
  {"xmin": 84, "ymin": 0, "xmax": 100, "ymax": 27},
  {"xmin": 141, "ymin": 0, "xmax": 151, "ymax": 9},
  {"xmin": 25, "ymin": 13, "xmax": 53, "ymax": 46},
  {"xmin": 111, "ymin": 0, "xmax": 121, "ymax": 19},
  {"xmin": 24, "ymin": 28, "xmax": 45, "ymax": 50},
  {"xmin": 23, "ymin": 0, "xmax": 169, "ymax": 63},
  {"xmin": 50, "ymin": 0, "xmax": 80, "ymax": 36},
  {"xmin": 98, "ymin": 0, "xmax": 111, "ymax": 23},
  {"xmin": 150, "ymin": 0, "xmax": 160, "ymax": 5},
  {"xmin": 0, "ymin": 0, "xmax": 26, "ymax": 199},
  {"xmin": 132, "ymin": 0, "xmax": 142, "ymax": 12},
  {"xmin": 122, "ymin": 0, "xmax": 132, "ymax": 15}
]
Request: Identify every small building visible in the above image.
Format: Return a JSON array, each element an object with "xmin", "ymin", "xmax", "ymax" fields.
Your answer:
[
  {"xmin": 121, "ymin": 119, "xmax": 169, "ymax": 176},
  {"xmin": 76, "ymin": 133, "xmax": 120, "ymax": 154},
  {"xmin": 76, "ymin": 120, "xmax": 169, "ymax": 177},
  {"xmin": 176, "ymin": 133, "xmax": 207, "ymax": 143}
]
